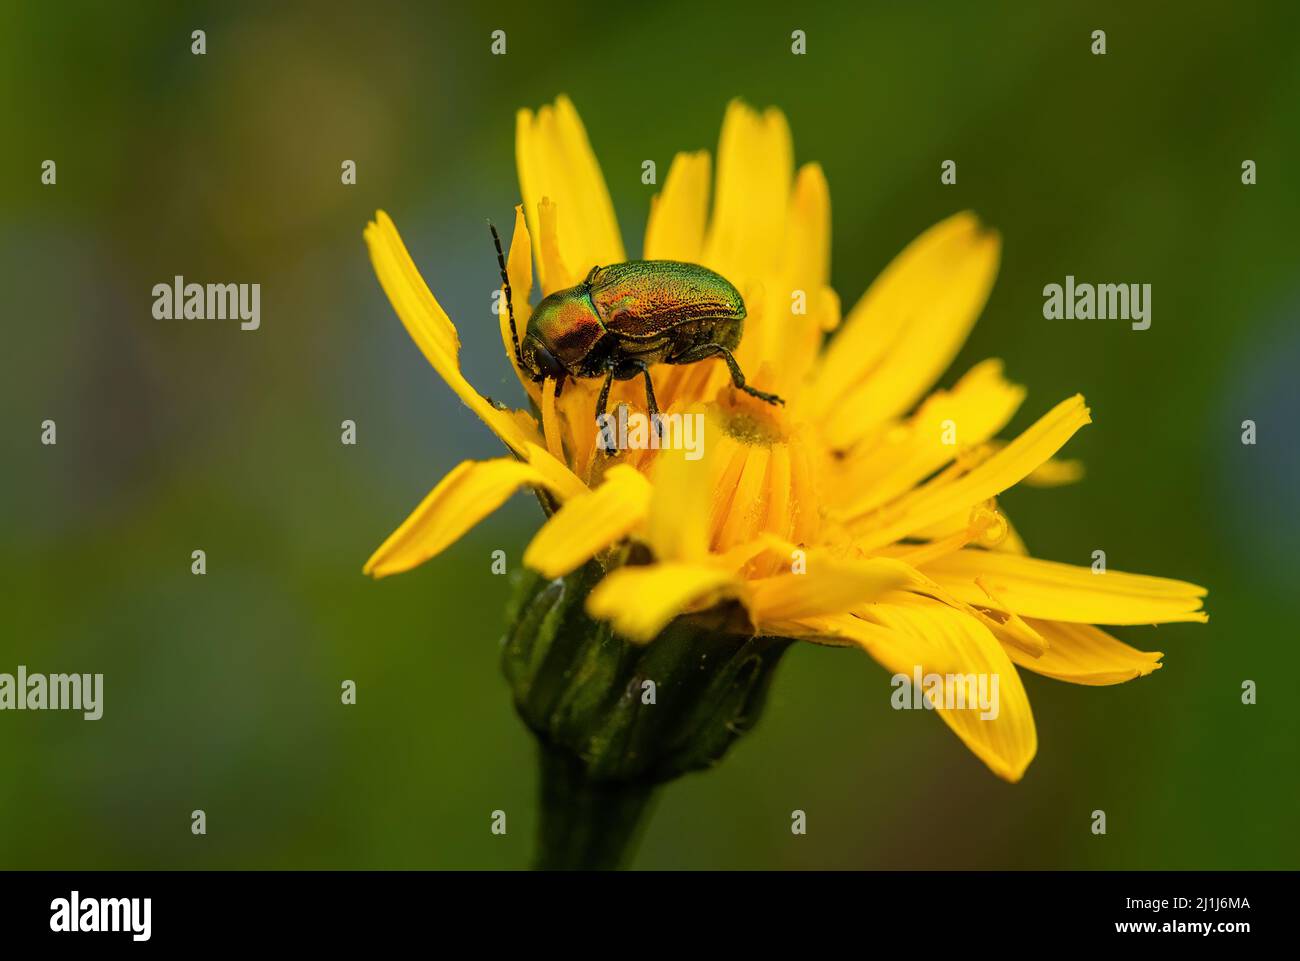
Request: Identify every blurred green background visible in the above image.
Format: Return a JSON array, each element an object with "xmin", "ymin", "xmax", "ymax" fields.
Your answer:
[{"xmin": 2, "ymin": 0, "xmax": 1297, "ymax": 869}]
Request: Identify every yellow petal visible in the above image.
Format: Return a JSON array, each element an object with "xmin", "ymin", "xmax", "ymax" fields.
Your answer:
[
  {"xmin": 828, "ymin": 359, "xmax": 1026, "ymax": 517},
  {"xmin": 516, "ymin": 96, "xmax": 624, "ymax": 294},
  {"xmin": 971, "ymin": 576, "xmax": 1048, "ymax": 656},
  {"xmin": 762, "ymin": 613, "xmax": 944, "ymax": 671},
  {"xmin": 1023, "ymin": 456, "xmax": 1085, "ymax": 486},
  {"xmin": 1011, "ymin": 619, "xmax": 1163, "ymax": 685},
  {"xmin": 788, "ymin": 437, "xmax": 821, "ymax": 548},
  {"xmin": 586, "ymin": 563, "xmax": 739, "ymax": 642},
  {"xmin": 643, "ymin": 422, "xmax": 718, "ymax": 564},
  {"xmin": 965, "ymin": 444, "xmax": 1085, "ymax": 488},
  {"xmin": 712, "ymin": 536, "xmax": 776, "ymax": 574},
  {"xmin": 365, "ymin": 458, "xmax": 552, "ymax": 578},
  {"xmin": 999, "ymin": 517, "xmax": 1030, "ymax": 554},
  {"xmin": 714, "ymin": 444, "xmax": 771, "ymax": 552},
  {"xmin": 844, "ymin": 556, "xmax": 1050, "ymax": 658},
  {"xmin": 749, "ymin": 554, "xmax": 913, "ymax": 623},
  {"xmin": 849, "ymin": 394, "xmax": 1091, "ymax": 550},
  {"xmin": 365, "ymin": 210, "xmax": 540, "ymax": 456},
  {"xmin": 758, "ymin": 163, "xmax": 835, "ymax": 392},
  {"xmin": 749, "ymin": 443, "xmax": 793, "ymax": 577},
  {"xmin": 859, "ymin": 595, "xmax": 1037, "ymax": 782},
  {"xmin": 540, "ymin": 377, "xmax": 565, "ymax": 464},
  {"xmin": 523, "ymin": 465, "xmax": 652, "ymax": 578},
  {"xmin": 919, "ymin": 549, "xmax": 1208, "ymax": 625},
  {"xmin": 644, "ymin": 150, "xmax": 711, "ymax": 262},
  {"xmin": 703, "ymin": 100, "xmax": 793, "ymax": 285},
  {"xmin": 534, "ymin": 196, "xmax": 573, "ymax": 293},
  {"xmin": 782, "ymin": 165, "xmax": 831, "ymax": 294},
  {"xmin": 903, "ymin": 501, "xmax": 1028, "ymax": 555},
  {"xmin": 705, "ymin": 435, "xmax": 752, "ymax": 549},
  {"xmin": 812, "ymin": 212, "xmax": 1001, "ymax": 447},
  {"xmin": 520, "ymin": 442, "xmax": 588, "ymax": 502}
]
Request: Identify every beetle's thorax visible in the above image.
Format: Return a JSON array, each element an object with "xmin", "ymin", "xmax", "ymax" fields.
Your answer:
[{"xmin": 526, "ymin": 285, "xmax": 610, "ymax": 378}]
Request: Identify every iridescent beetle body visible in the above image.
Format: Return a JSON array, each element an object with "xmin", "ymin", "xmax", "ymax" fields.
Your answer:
[{"xmin": 490, "ymin": 225, "xmax": 782, "ymax": 435}]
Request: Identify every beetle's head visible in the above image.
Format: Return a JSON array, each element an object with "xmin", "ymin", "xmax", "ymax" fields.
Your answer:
[
  {"xmin": 519, "ymin": 288, "xmax": 606, "ymax": 383},
  {"xmin": 519, "ymin": 330, "xmax": 564, "ymax": 383}
]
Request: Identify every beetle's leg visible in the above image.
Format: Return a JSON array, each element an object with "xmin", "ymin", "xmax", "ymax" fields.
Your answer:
[
  {"xmin": 595, "ymin": 365, "xmax": 617, "ymax": 455},
  {"xmin": 584, "ymin": 265, "xmax": 600, "ymax": 286},
  {"xmin": 596, "ymin": 367, "xmax": 615, "ymax": 419},
  {"xmin": 617, "ymin": 360, "xmax": 663, "ymax": 439},
  {"xmin": 671, "ymin": 344, "xmax": 785, "ymax": 406},
  {"xmin": 553, "ymin": 372, "xmax": 567, "ymax": 398}
]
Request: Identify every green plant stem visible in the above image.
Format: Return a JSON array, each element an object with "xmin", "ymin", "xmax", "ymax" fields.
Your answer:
[{"xmin": 534, "ymin": 743, "xmax": 656, "ymax": 870}]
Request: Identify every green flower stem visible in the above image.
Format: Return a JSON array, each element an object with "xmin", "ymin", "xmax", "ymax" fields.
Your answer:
[{"xmin": 534, "ymin": 744, "xmax": 656, "ymax": 871}]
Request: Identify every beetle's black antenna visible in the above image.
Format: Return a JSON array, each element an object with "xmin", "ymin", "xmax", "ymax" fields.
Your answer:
[{"xmin": 488, "ymin": 220, "xmax": 523, "ymax": 368}]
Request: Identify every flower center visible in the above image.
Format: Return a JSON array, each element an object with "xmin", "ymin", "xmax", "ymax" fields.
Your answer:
[{"xmin": 717, "ymin": 397, "xmax": 787, "ymax": 447}]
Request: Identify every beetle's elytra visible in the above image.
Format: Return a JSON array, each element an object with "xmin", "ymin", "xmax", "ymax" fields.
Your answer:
[{"xmin": 490, "ymin": 223, "xmax": 783, "ymax": 441}]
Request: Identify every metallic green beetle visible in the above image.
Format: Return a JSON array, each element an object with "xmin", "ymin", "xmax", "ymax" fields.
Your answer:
[{"xmin": 490, "ymin": 224, "xmax": 783, "ymax": 434}]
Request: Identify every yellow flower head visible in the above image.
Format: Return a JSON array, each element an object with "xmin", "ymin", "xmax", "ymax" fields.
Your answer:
[{"xmin": 362, "ymin": 96, "xmax": 1207, "ymax": 782}]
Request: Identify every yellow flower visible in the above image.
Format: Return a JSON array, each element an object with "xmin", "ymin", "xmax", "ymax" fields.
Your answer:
[{"xmin": 362, "ymin": 95, "xmax": 1207, "ymax": 783}]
